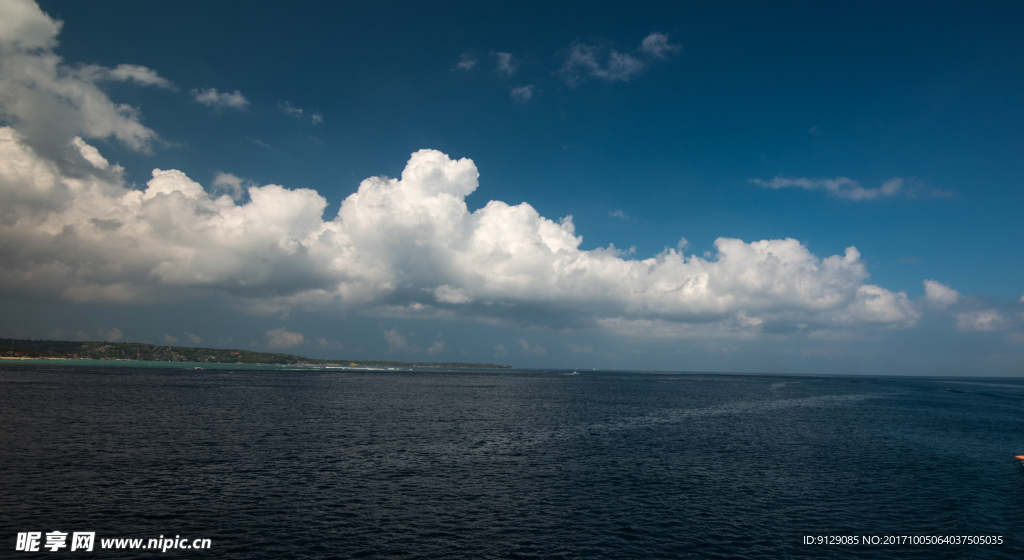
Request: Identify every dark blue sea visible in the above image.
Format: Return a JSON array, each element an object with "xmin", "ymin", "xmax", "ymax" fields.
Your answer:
[{"xmin": 2, "ymin": 364, "xmax": 1023, "ymax": 559}]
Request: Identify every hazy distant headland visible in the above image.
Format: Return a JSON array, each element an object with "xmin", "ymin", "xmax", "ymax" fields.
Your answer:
[{"xmin": 0, "ymin": 339, "xmax": 512, "ymax": 369}]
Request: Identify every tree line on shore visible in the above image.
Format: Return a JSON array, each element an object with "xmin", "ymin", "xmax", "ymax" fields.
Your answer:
[{"xmin": 1, "ymin": 339, "xmax": 512, "ymax": 369}]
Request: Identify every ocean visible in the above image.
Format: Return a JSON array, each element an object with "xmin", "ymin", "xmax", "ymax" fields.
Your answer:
[{"xmin": 2, "ymin": 363, "xmax": 1022, "ymax": 558}]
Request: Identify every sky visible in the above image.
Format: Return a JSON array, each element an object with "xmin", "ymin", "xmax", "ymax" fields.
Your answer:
[{"xmin": 1, "ymin": 0, "xmax": 1022, "ymax": 374}]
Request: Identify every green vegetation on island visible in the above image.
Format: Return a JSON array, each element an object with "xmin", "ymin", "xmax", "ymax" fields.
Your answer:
[{"xmin": 1, "ymin": 339, "xmax": 513, "ymax": 369}]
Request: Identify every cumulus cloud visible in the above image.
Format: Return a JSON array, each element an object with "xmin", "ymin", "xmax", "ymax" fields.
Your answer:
[
  {"xmin": 0, "ymin": 1, "xmax": 163, "ymax": 154},
  {"xmin": 557, "ymin": 32, "xmax": 680, "ymax": 86},
  {"xmin": 191, "ymin": 88, "xmax": 248, "ymax": 109},
  {"xmin": 492, "ymin": 52, "xmax": 516, "ymax": 77},
  {"xmin": 266, "ymin": 327, "xmax": 304, "ymax": 349},
  {"xmin": 211, "ymin": 172, "xmax": 248, "ymax": 201},
  {"xmin": 184, "ymin": 332, "xmax": 202, "ymax": 344},
  {"xmin": 751, "ymin": 176, "xmax": 952, "ymax": 201},
  {"xmin": 71, "ymin": 137, "xmax": 110, "ymax": 169},
  {"xmin": 159, "ymin": 334, "xmax": 178, "ymax": 345},
  {"xmin": 510, "ymin": 84, "xmax": 534, "ymax": 103},
  {"xmin": 0, "ymin": 8, "xmax": 927, "ymax": 342},
  {"xmin": 0, "ymin": 0, "xmax": 61, "ymax": 50},
  {"xmin": 923, "ymin": 279, "xmax": 959, "ymax": 309},
  {"xmin": 0, "ymin": 129, "xmax": 924, "ymax": 336}
]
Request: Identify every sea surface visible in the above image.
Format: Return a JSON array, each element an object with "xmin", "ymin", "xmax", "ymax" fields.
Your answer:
[{"xmin": 2, "ymin": 364, "xmax": 1023, "ymax": 559}]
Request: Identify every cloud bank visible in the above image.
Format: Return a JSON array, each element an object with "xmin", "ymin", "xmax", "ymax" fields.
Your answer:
[
  {"xmin": 0, "ymin": 1, "xmax": 959, "ymax": 344},
  {"xmin": 0, "ymin": 126, "xmax": 922, "ymax": 335}
]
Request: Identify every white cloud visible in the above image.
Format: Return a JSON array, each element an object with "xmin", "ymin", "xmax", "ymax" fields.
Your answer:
[
  {"xmin": 736, "ymin": 311, "xmax": 763, "ymax": 327},
  {"xmin": 432, "ymin": 284, "xmax": 473, "ymax": 304},
  {"xmin": 955, "ymin": 310, "xmax": 1009, "ymax": 332},
  {"xmin": 72, "ymin": 63, "xmax": 176, "ymax": 90},
  {"xmin": 569, "ymin": 343, "xmax": 593, "ymax": 354},
  {"xmin": 751, "ymin": 176, "xmax": 952, "ymax": 201},
  {"xmin": 191, "ymin": 88, "xmax": 248, "ymax": 109},
  {"xmin": 266, "ymin": 327, "xmax": 304, "ymax": 349},
  {"xmin": 0, "ymin": 131, "xmax": 924, "ymax": 337},
  {"xmin": 184, "ymin": 332, "xmax": 202, "ymax": 344},
  {"xmin": 558, "ymin": 32, "xmax": 679, "ymax": 86},
  {"xmin": 159, "ymin": 334, "xmax": 178, "ymax": 345},
  {"xmin": 492, "ymin": 52, "xmax": 516, "ymax": 76},
  {"xmin": 105, "ymin": 64, "xmax": 175, "ymax": 89},
  {"xmin": 0, "ymin": 0, "xmax": 61, "ymax": 50},
  {"xmin": 0, "ymin": 2, "xmax": 161, "ymax": 153},
  {"xmin": 426, "ymin": 340, "xmax": 445, "ymax": 355},
  {"xmin": 923, "ymin": 279, "xmax": 960, "ymax": 309},
  {"xmin": 559, "ymin": 43, "xmax": 645, "ymax": 85},
  {"xmin": 750, "ymin": 176, "xmax": 903, "ymax": 201},
  {"xmin": 610, "ymin": 209, "xmax": 627, "ymax": 219},
  {"xmin": 6, "ymin": 5, "xmax": 928, "ymax": 347},
  {"xmin": 455, "ymin": 53, "xmax": 476, "ymax": 71},
  {"xmin": 510, "ymin": 84, "xmax": 534, "ymax": 103},
  {"xmin": 103, "ymin": 327, "xmax": 123, "ymax": 342},
  {"xmin": 281, "ymin": 101, "xmax": 322, "ymax": 124},
  {"xmin": 71, "ymin": 137, "xmax": 109, "ymax": 169},
  {"xmin": 0, "ymin": 8, "xmax": 927, "ymax": 343},
  {"xmin": 639, "ymin": 32, "xmax": 682, "ymax": 58},
  {"xmin": 211, "ymin": 172, "xmax": 247, "ymax": 201},
  {"xmin": 519, "ymin": 339, "xmax": 547, "ymax": 356},
  {"xmin": 383, "ymin": 329, "xmax": 419, "ymax": 353},
  {"xmin": 605, "ymin": 51, "xmax": 646, "ymax": 80},
  {"xmin": 493, "ymin": 343, "xmax": 507, "ymax": 357}
]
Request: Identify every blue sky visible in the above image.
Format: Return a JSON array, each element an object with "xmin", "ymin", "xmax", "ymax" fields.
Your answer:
[{"xmin": 1, "ymin": 0, "xmax": 1022, "ymax": 374}]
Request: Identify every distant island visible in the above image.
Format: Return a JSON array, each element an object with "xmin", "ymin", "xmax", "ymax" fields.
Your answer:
[{"xmin": 0, "ymin": 339, "xmax": 512, "ymax": 369}]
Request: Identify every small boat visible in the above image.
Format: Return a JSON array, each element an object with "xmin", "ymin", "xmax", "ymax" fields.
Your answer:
[{"xmin": 565, "ymin": 370, "xmax": 579, "ymax": 375}]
